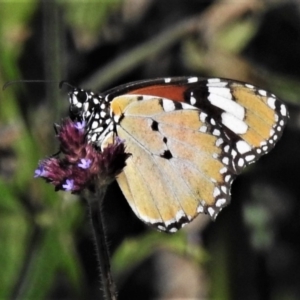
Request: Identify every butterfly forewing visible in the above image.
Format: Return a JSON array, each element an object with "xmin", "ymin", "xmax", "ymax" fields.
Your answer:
[{"xmin": 68, "ymin": 77, "xmax": 288, "ymax": 232}]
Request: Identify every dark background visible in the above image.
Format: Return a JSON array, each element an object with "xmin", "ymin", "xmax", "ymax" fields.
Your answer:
[{"xmin": 1, "ymin": 0, "xmax": 300, "ymax": 299}]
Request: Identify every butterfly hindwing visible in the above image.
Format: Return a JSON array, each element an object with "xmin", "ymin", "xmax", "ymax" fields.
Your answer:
[{"xmin": 111, "ymin": 95, "xmax": 234, "ymax": 232}]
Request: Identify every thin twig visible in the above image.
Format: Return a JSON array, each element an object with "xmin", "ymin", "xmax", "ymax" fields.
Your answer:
[
  {"xmin": 84, "ymin": 186, "xmax": 117, "ymax": 300},
  {"xmin": 10, "ymin": 226, "xmax": 43, "ymax": 300},
  {"xmin": 81, "ymin": 17, "xmax": 198, "ymax": 91},
  {"xmin": 81, "ymin": 0, "xmax": 260, "ymax": 92}
]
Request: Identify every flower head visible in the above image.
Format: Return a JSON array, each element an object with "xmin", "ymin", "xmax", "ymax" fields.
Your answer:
[{"xmin": 34, "ymin": 118, "xmax": 129, "ymax": 193}]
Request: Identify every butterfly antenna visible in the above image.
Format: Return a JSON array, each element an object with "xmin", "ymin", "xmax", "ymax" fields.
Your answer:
[
  {"xmin": 2, "ymin": 79, "xmax": 59, "ymax": 91},
  {"xmin": 59, "ymin": 81, "xmax": 76, "ymax": 90}
]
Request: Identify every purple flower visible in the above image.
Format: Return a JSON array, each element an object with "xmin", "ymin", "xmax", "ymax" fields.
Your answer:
[
  {"xmin": 115, "ymin": 136, "xmax": 125, "ymax": 145},
  {"xmin": 34, "ymin": 164, "xmax": 47, "ymax": 178},
  {"xmin": 35, "ymin": 118, "xmax": 129, "ymax": 193},
  {"xmin": 78, "ymin": 158, "xmax": 92, "ymax": 169},
  {"xmin": 74, "ymin": 121, "xmax": 86, "ymax": 131},
  {"xmin": 62, "ymin": 179, "xmax": 74, "ymax": 191}
]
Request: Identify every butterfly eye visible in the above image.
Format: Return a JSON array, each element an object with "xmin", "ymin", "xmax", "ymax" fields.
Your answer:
[{"xmin": 76, "ymin": 90, "xmax": 88, "ymax": 103}]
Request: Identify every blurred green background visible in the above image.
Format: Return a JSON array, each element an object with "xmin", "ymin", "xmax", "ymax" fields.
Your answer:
[{"xmin": 1, "ymin": 0, "xmax": 300, "ymax": 299}]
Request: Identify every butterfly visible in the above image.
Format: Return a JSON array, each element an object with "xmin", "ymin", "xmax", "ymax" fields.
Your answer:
[{"xmin": 67, "ymin": 77, "xmax": 288, "ymax": 232}]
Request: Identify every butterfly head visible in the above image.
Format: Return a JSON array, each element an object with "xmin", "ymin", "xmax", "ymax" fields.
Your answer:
[
  {"xmin": 67, "ymin": 88, "xmax": 115, "ymax": 147},
  {"xmin": 68, "ymin": 88, "xmax": 92, "ymax": 118}
]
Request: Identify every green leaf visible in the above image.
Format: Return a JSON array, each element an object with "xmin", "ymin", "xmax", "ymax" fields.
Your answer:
[
  {"xmin": 112, "ymin": 230, "xmax": 207, "ymax": 276},
  {"xmin": 0, "ymin": 214, "xmax": 29, "ymax": 300}
]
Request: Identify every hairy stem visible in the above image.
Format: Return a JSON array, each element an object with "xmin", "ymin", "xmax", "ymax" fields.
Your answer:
[{"xmin": 84, "ymin": 186, "xmax": 117, "ymax": 300}]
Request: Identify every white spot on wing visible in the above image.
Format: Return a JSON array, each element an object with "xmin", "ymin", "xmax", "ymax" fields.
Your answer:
[
  {"xmin": 162, "ymin": 100, "xmax": 176, "ymax": 112},
  {"xmin": 220, "ymin": 167, "xmax": 227, "ymax": 174},
  {"xmin": 175, "ymin": 210, "xmax": 186, "ymax": 222},
  {"xmin": 216, "ymin": 198, "xmax": 226, "ymax": 207},
  {"xmin": 213, "ymin": 129, "xmax": 220, "ymax": 136},
  {"xmin": 208, "ymin": 207, "xmax": 215, "ymax": 217},
  {"xmin": 197, "ymin": 205, "xmax": 204, "ymax": 213},
  {"xmin": 190, "ymin": 96, "xmax": 197, "ymax": 105},
  {"xmin": 188, "ymin": 77, "xmax": 198, "ymax": 83},
  {"xmin": 208, "ymin": 94, "xmax": 245, "ymax": 120},
  {"xmin": 216, "ymin": 138, "xmax": 224, "ymax": 147},
  {"xmin": 222, "ymin": 157, "xmax": 229, "ymax": 165},
  {"xmin": 221, "ymin": 112, "xmax": 248, "ymax": 134},
  {"xmin": 158, "ymin": 225, "xmax": 166, "ymax": 231},
  {"xmin": 281, "ymin": 104, "xmax": 287, "ymax": 116},
  {"xmin": 213, "ymin": 187, "xmax": 221, "ymax": 197},
  {"xmin": 221, "ymin": 186, "xmax": 227, "ymax": 193},
  {"xmin": 181, "ymin": 102, "xmax": 197, "ymax": 110},
  {"xmin": 236, "ymin": 140, "xmax": 252, "ymax": 154},
  {"xmin": 238, "ymin": 158, "xmax": 244, "ymax": 167},
  {"xmin": 245, "ymin": 154, "xmax": 255, "ymax": 161},
  {"xmin": 207, "ymin": 81, "xmax": 228, "ymax": 87},
  {"xmin": 93, "ymin": 127, "xmax": 104, "ymax": 133},
  {"xmin": 83, "ymin": 102, "xmax": 89, "ymax": 111},
  {"xmin": 91, "ymin": 121, "xmax": 99, "ymax": 129},
  {"xmin": 200, "ymin": 112, "xmax": 207, "ymax": 122},
  {"xmin": 199, "ymin": 126, "xmax": 207, "ymax": 132},
  {"xmin": 208, "ymin": 87, "xmax": 232, "ymax": 100},
  {"xmin": 225, "ymin": 175, "xmax": 231, "ymax": 182},
  {"xmin": 231, "ymin": 149, "xmax": 237, "ymax": 158},
  {"xmin": 207, "ymin": 78, "xmax": 221, "ymax": 83},
  {"xmin": 165, "ymin": 218, "xmax": 176, "ymax": 227},
  {"xmin": 267, "ymin": 97, "xmax": 276, "ymax": 109},
  {"xmin": 258, "ymin": 89, "xmax": 267, "ymax": 96}
]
